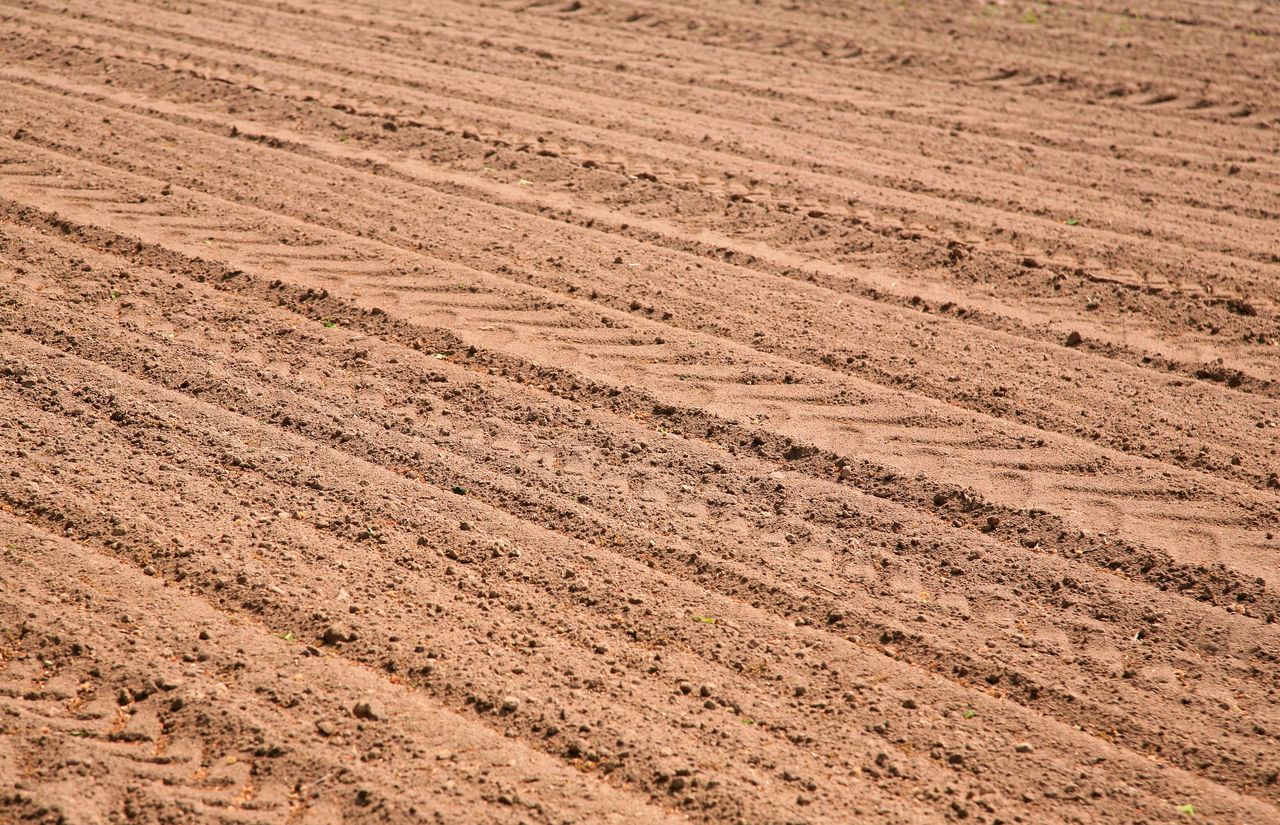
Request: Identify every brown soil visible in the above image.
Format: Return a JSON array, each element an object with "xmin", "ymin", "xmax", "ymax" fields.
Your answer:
[{"xmin": 1, "ymin": 0, "xmax": 1278, "ymax": 822}]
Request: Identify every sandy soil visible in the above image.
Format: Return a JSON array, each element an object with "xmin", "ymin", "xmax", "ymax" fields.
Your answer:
[{"xmin": 1, "ymin": 0, "xmax": 1278, "ymax": 822}]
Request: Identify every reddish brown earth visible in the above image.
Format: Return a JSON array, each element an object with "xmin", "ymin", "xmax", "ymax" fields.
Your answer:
[{"xmin": 1, "ymin": 0, "xmax": 1278, "ymax": 822}]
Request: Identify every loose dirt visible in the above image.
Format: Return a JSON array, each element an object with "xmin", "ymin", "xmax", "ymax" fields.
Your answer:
[{"xmin": 1, "ymin": 0, "xmax": 1278, "ymax": 823}]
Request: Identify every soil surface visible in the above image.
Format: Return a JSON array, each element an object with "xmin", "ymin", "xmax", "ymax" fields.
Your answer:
[{"xmin": 1, "ymin": 0, "xmax": 1278, "ymax": 823}]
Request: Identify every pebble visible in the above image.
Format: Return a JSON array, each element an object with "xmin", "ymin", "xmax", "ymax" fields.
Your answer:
[
  {"xmin": 669, "ymin": 776, "xmax": 687, "ymax": 792},
  {"xmin": 323, "ymin": 625, "xmax": 354, "ymax": 645},
  {"xmin": 1065, "ymin": 331, "xmax": 1083, "ymax": 347},
  {"xmin": 699, "ymin": 683, "xmax": 716, "ymax": 698},
  {"xmin": 316, "ymin": 719, "xmax": 338, "ymax": 737},
  {"xmin": 1014, "ymin": 742, "xmax": 1033, "ymax": 753},
  {"xmin": 500, "ymin": 696, "xmax": 520, "ymax": 714},
  {"xmin": 352, "ymin": 699, "xmax": 385, "ymax": 721}
]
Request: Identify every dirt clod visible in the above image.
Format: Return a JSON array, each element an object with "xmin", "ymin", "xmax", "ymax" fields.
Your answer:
[{"xmin": 352, "ymin": 700, "xmax": 385, "ymax": 721}]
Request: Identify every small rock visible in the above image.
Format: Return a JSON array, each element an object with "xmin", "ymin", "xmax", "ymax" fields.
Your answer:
[
  {"xmin": 316, "ymin": 719, "xmax": 338, "ymax": 737},
  {"xmin": 143, "ymin": 565, "xmax": 157, "ymax": 577},
  {"xmin": 500, "ymin": 696, "xmax": 520, "ymax": 714},
  {"xmin": 669, "ymin": 776, "xmax": 687, "ymax": 793},
  {"xmin": 902, "ymin": 698, "xmax": 917, "ymax": 709},
  {"xmin": 352, "ymin": 700, "xmax": 384, "ymax": 721},
  {"xmin": 1065, "ymin": 331, "xmax": 1083, "ymax": 347},
  {"xmin": 323, "ymin": 625, "xmax": 354, "ymax": 645},
  {"xmin": 699, "ymin": 683, "xmax": 716, "ymax": 698},
  {"xmin": 1014, "ymin": 742, "xmax": 1033, "ymax": 753}
]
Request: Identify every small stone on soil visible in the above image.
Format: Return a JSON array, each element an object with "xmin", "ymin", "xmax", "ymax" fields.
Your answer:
[
  {"xmin": 322, "ymin": 625, "xmax": 354, "ymax": 645},
  {"xmin": 352, "ymin": 699, "xmax": 385, "ymax": 721}
]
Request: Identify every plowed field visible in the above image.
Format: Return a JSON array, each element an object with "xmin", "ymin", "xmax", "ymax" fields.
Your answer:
[{"xmin": 1, "ymin": 0, "xmax": 1278, "ymax": 822}]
